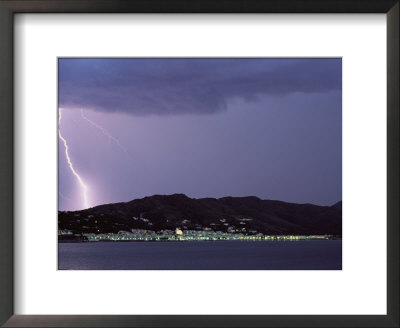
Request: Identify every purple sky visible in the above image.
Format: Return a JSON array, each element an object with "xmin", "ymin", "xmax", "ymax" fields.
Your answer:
[{"xmin": 58, "ymin": 58, "xmax": 342, "ymax": 211}]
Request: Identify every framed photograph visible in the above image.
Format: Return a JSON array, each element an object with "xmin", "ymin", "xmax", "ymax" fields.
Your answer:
[{"xmin": 0, "ymin": 1, "xmax": 398, "ymax": 327}]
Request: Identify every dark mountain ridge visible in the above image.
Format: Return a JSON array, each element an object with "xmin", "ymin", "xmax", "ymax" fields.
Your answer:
[{"xmin": 58, "ymin": 194, "xmax": 342, "ymax": 236}]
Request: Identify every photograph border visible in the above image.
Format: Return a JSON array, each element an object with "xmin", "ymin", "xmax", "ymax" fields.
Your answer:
[{"xmin": 0, "ymin": 1, "xmax": 398, "ymax": 327}]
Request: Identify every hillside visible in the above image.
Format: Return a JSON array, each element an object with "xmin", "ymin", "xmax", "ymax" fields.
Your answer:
[
  {"xmin": 59, "ymin": 194, "xmax": 342, "ymax": 236},
  {"xmin": 58, "ymin": 194, "xmax": 342, "ymax": 235}
]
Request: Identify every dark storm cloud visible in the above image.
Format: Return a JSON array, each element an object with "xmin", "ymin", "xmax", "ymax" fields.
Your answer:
[{"xmin": 58, "ymin": 58, "xmax": 341, "ymax": 116}]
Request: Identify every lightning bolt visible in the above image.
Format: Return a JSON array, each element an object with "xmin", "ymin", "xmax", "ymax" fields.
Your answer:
[
  {"xmin": 59, "ymin": 108, "xmax": 90, "ymax": 209},
  {"xmin": 80, "ymin": 109, "xmax": 128, "ymax": 155}
]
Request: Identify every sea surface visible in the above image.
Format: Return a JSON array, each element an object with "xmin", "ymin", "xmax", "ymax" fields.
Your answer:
[{"xmin": 58, "ymin": 240, "xmax": 342, "ymax": 270}]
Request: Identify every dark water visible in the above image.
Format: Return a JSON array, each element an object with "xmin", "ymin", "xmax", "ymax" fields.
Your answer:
[{"xmin": 58, "ymin": 240, "xmax": 341, "ymax": 270}]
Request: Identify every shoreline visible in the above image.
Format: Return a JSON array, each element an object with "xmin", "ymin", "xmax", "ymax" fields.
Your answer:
[{"xmin": 58, "ymin": 236, "xmax": 342, "ymax": 243}]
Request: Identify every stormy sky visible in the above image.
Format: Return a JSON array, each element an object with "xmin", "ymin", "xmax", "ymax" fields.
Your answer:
[{"xmin": 58, "ymin": 58, "xmax": 342, "ymax": 211}]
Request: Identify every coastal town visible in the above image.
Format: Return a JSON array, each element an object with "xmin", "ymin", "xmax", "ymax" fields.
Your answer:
[{"xmin": 58, "ymin": 227, "xmax": 335, "ymax": 242}]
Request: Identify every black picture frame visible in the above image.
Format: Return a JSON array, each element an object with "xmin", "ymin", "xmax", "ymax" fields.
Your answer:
[{"xmin": 0, "ymin": 1, "xmax": 398, "ymax": 327}]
